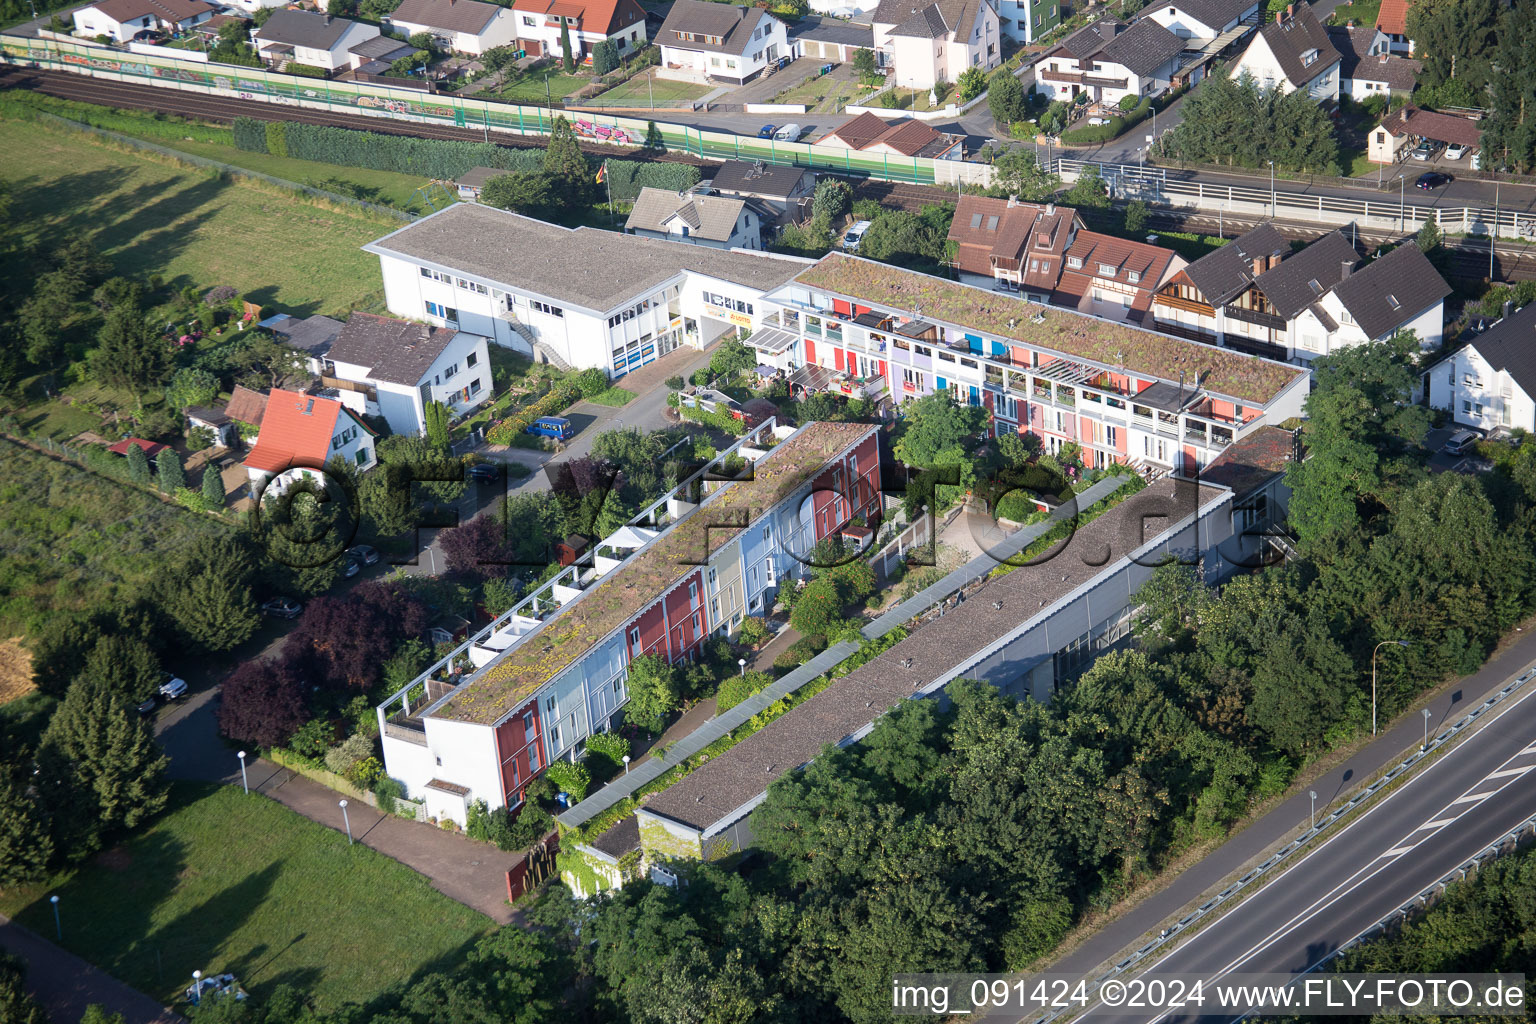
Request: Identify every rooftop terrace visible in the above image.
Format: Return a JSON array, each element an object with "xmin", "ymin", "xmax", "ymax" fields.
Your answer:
[
  {"xmin": 430, "ymin": 420, "xmax": 876, "ymax": 726},
  {"xmin": 791, "ymin": 253, "xmax": 1305, "ymax": 405}
]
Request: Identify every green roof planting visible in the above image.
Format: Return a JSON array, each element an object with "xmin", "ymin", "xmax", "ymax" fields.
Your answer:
[
  {"xmin": 431, "ymin": 421, "xmax": 876, "ymax": 725},
  {"xmin": 793, "ymin": 253, "xmax": 1306, "ymax": 405}
]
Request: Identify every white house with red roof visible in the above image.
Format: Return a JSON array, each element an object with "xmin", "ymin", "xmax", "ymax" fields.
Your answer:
[
  {"xmin": 510, "ymin": 0, "xmax": 648, "ymax": 62},
  {"xmin": 72, "ymin": 0, "xmax": 215, "ymax": 40},
  {"xmin": 244, "ymin": 389, "xmax": 376, "ymax": 495}
]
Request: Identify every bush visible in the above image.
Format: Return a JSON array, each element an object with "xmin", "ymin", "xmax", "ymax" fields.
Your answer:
[
  {"xmin": 584, "ymin": 730, "xmax": 630, "ymax": 768},
  {"xmin": 485, "ymin": 380, "xmax": 580, "ymax": 445},
  {"xmin": 1060, "ymin": 115, "xmax": 1127, "ymax": 146},
  {"xmin": 665, "ymin": 375, "xmax": 686, "ymax": 391},
  {"xmin": 545, "ymin": 759, "xmax": 590, "ymax": 801},
  {"xmin": 504, "ymin": 804, "xmax": 553, "ymax": 849},
  {"xmin": 324, "ymin": 732, "xmax": 375, "ymax": 777},
  {"xmin": 773, "ymin": 634, "xmax": 825, "ymax": 672},
  {"xmin": 349, "ymin": 757, "xmax": 384, "ymax": 787},
  {"xmin": 287, "ymin": 718, "xmax": 335, "ymax": 762},
  {"xmin": 375, "ymin": 777, "xmax": 404, "ymax": 814},
  {"xmin": 573, "ymin": 367, "xmax": 609, "ymax": 397},
  {"xmin": 716, "ymin": 669, "xmax": 772, "ymax": 713},
  {"xmin": 737, "ymin": 616, "xmax": 772, "ymax": 647},
  {"xmin": 1117, "ymin": 94, "xmax": 1140, "ymax": 111}
]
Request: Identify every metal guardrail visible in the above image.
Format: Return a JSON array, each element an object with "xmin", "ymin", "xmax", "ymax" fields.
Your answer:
[{"xmin": 1025, "ymin": 659, "xmax": 1536, "ymax": 1024}]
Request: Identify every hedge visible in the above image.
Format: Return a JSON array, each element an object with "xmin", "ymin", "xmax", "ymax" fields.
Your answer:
[
  {"xmin": 486, "ymin": 381, "xmax": 580, "ymax": 446},
  {"xmin": 1059, "ymin": 97, "xmax": 1153, "ymax": 147},
  {"xmin": 228, "ymin": 120, "xmax": 697, "ymax": 195}
]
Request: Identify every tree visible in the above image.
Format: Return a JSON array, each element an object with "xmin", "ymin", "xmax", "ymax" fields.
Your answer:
[
  {"xmin": 201, "ymin": 464, "xmax": 226, "ymax": 509},
  {"xmin": 80, "ymin": 635, "xmax": 163, "ymax": 703},
  {"xmin": 623, "ymin": 654, "xmax": 679, "ymax": 730},
  {"xmin": 284, "ymin": 581, "xmax": 429, "ymax": 692},
  {"xmin": 990, "ymin": 146, "xmax": 1059, "ymax": 201},
  {"xmin": 1164, "ymin": 71, "xmax": 1339, "ymax": 174},
  {"xmin": 408, "ymin": 30, "xmax": 436, "ymax": 50},
  {"xmin": 957, "ymin": 65, "xmax": 987, "ymax": 102},
  {"xmin": 852, "ymin": 47, "xmax": 877, "ymax": 76},
  {"xmin": 1124, "ymin": 199, "xmax": 1149, "ymax": 235},
  {"xmin": 120, "ymin": 441, "xmax": 151, "ymax": 486},
  {"xmin": 156, "ymin": 447, "xmax": 184, "ymax": 493},
  {"xmin": 231, "ymin": 334, "xmax": 311, "ymax": 391},
  {"xmin": 81, "ymin": 1007, "xmax": 127, "ymax": 1024},
  {"xmin": 857, "ymin": 207, "xmax": 952, "ymax": 273},
  {"xmin": 218, "ymin": 659, "xmax": 308, "ymax": 748},
  {"xmin": 442, "ymin": 514, "xmax": 515, "ymax": 579},
  {"xmin": 1064, "ymin": 165, "xmax": 1110, "ymax": 208},
  {"xmin": 812, "ymin": 179, "xmax": 852, "ymax": 223},
  {"xmin": 166, "ymin": 367, "xmax": 220, "ymax": 412},
  {"xmin": 559, "ymin": 19, "xmax": 574, "ymax": 71},
  {"xmin": 790, "ymin": 577, "xmax": 845, "ymax": 638},
  {"xmin": 480, "ymin": 171, "xmax": 562, "ymax": 219},
  {"xmin": 1406, "ymin": 0, "xmax": 1497, "ymax": 98},
  {"xmin": 0, "ymin": 758, "xmax": 55, "ymax": 889},
  {"xmin": 424, "ymin": 399, "xmax": 451, "ymax": 449},
  {"xmin": 988, "ymin": 68, "xmax": 1027, "ymax": 126},
  {"xmin": 92, "ymin": 308, "xmax": 170, "ymax": 392},
  {"xmin": 0, "ymin": 953, "xmax": 49, "ymax": 1024},
  {"xmin": 1480, "ymin": 0, "xmax": 1536, "ymax": 172},
  {"xmin": 159, "ymin": 533, "xmax": 261, "ymax": 652},
  {"xmin": 709, "ymin": 337, "xmax": 757, "ymax": 379},
  {"xmin": 893, "ymin": 390, "xmax": 988, "ymax": 466},
  {"xmin": 42, "ymin": 676, "xmax": 169, "ymax": 834},
  {"xmin": 1416, "ymin": 218, "xmax": 1442, "ymax": 253},
  {"xmin": 544, "ymin": 116, "xmax": 593, "ymax": 208},
  {"xmin": 592, "ymin": 38, "xmax": 619, "ymax": 75},
  {"xmin": 644, "ymin": 120, "xmax": 665, "ymax": 151}
]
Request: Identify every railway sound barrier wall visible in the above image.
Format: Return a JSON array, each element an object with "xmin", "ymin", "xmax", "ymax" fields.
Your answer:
[{"xmin": 0, "ymin": 34, "xmax": 984, "ymax": 187}]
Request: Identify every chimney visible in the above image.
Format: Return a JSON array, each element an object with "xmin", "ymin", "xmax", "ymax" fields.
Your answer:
[
  {"xmin": 1276, "ymin": 9, "xmax": 1282, "ymax": 22},
  {"xmin": 1505, "ymin": 300, "xmax": 1514, "ymax": 320},
  {"xmin": 1270, "ymin": 251, "xmax": 1282, "ymax": 269},
  {"xmin": 1007, "ymin": 193, "xmax": 1018, "ymax": 207},
  {"xmin": 1045, "ymin": 202, "xmax": 1055, "ymax": 215},
  {"xmin": 1286, "ymin": 3, "xmax": 1293, "ymax": 15},
  {"xmin": 323, "ymin": 13, "xmax": 330, "ymax": 23},
  {"xmin": 1252, "ymin": 256, "xmax": 1265, "ymax": 275}
]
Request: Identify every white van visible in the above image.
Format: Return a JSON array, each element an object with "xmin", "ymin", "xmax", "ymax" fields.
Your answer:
[
  {"xmin": 773, "ymin": 123, "xmax": 803, "ymax": 141},
  {"xmin": 843, "ymin": 220, "xmax": 872, "ymax": 251}
]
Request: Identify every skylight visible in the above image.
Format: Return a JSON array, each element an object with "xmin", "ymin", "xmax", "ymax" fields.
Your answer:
[{"xmin": 1386, "ymin": 294, "xmax": 1401, "ymax": 309}]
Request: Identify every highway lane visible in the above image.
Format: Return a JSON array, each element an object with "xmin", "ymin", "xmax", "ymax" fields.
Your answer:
[{"xmin": 1078, "ymin": 670, "xmax": 1536, "ymax": 1024}]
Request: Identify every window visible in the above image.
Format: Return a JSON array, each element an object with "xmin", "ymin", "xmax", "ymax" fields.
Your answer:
[
  {"xmin": 689, "ymin": 580, "xmax": 699, "ymax": 606},
  {"xmin": 629, "ymin": 627, "xmax": 640, "ymax": 648},
  {"xmin": 466, "ymin": 351, "xmax": 477, "ymax": 368},
  {"xmin": 1127, "ymin": 270, "xmax": 1140, "ymax": 284},
  {"xmin": 522, "ymin": 14, "xmax": 535, "ymax": 24},
  {"xmin": 1463, "ymin": 400, "xmax": 1472, "ymax": 413},
  {"xmin": 1106, "ymin": 425, "xmax": 1118, "ymax": 448},
  {"xmin": 914, "ymin": 344, "xmax": 931, "ymax": 356},
  {"xmin": 443, "ymin": 362, "xmax": 459, "ymax": 379},
  {"xmin": 469, "ymin": 378, "xmax": 482, "ymax": 395},
  {"xmin": 1097, "ymin": 263, "xmax": 1117, "ymax": 277},
  {"xmin": 355, "ymin": 447, "xmax": 371, "ymax": 466},
  {"xmin": 424, "ymin": 301, "xmax": 457, "ymax": 324},
  {"xmin": 523, "ymin": 711, "xmax": 535, "ymax": 735},
  {"xmin": 531, "ymin": 300, "xmax": 563, "ymax": 317},
  {"xmin": 545, "ymin": 694, "xmax": 557, "ymax": 714},
  {"xmin": 528, "ymin": 745, "xmax": 539, "ymax": 772},
  {"xmin": 1067, "ymin": 256, "xmax": 1083, "ymax": 269}
]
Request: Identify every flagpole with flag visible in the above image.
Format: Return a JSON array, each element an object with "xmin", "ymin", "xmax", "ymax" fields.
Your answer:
[{"xmin": 597, "ymin": 159, "xmax": 614, "ymax": 225}]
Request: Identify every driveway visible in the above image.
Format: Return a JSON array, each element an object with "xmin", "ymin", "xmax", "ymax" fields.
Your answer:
[{"xmin": 724, "ymin": 57, "xmax": 827, "ymax": 107}]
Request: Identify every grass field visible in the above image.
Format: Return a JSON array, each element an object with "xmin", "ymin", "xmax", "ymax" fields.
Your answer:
[
  {"xmin": 0, "ymin": 118, "xmax": 391, "ymax": 317},
  {"xmin": 0, "ymin": 438, "xmax": 233, "ymax": 635},
  {"xmin": 586, "ymin": 386, "xmax": 637, "ymax": 406},
  {"xmin": 772, "ymin": 74, "xmax": 870, "ymax": 114},
  {"xmin": 496, "ymin": 69, "xmax": 591, "ymax": 104},
  {"xmin": 1327, "ymin": 0, "xmax": 1381, "ymax": 25},
  {"xmin": 593, "ymin": 72, "xmax": 712, "ymax": 106},
  {"xmin": 0, "ymin": 784, "xmax": 491, "ymax": 1010}
]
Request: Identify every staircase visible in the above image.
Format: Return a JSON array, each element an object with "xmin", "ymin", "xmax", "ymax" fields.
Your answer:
[{"xmin": 533, "ymin": 342, "xmax": 572, "ymax": 372}]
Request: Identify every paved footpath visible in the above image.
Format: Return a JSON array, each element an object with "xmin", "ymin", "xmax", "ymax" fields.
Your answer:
[{"xmin": 0, "ymin": 915, "xmax": 181, "ymax": 1024}]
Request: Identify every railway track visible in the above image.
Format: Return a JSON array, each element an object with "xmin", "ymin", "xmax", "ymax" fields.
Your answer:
[
  {"xmin": 8, "ymin": 65, "xmax": 1533, "ymax": 285},
  {"xmin": 0, "ymin": 65, "xmax": 717, "ymax": 166}
]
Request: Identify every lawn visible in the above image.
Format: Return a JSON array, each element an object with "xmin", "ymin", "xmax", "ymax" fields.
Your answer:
[
  {"xmin": 0, "ymin": 438, "xmax": 234, "ymax": 635},
  {"xmin": 0, "ymin": 118, "xmax": 391, "ymax": 318},
  {"xmin": 591, "ymin": 72, "xmax": 712, "ymax": 106},
  {"xmin": 1327, "ymin": 0, "xmax": 1381, "ymax": 25},
  {"xmin": 880, "ymin": 85, "xmax": 955, "ymax": 112},
  {"xmin": 496, "ymin": 69, "xmax": 591, "ymax": 104},
  {"xmin": 587, "ymin": 386, "xmax": 637, "ymax": 406},
  {"xmin": 773, "ymin": 73, "xmax": 870, "ymax": 114},
  {"xmin": 0, "ymin": 784, "xmax": 491, "ymax": 1009}
]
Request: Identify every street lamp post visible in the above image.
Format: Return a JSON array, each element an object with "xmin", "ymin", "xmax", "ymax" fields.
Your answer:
[
  {"xmin": 1492, "ymin": 182, "xmax": 1499, "ymax": 279},
  {"xmin": 1372, "ymin": 640, "xmax": 1411, "ymax": 735},
  {"xmin": 339, "ymin": 799, "xmax": 353, "ymax": 845},
  {"xmin": 237, "ymin": 750, "xmax": 248, "ymax": 795},
  {"xmin": 1308, "ymin": 790, "xmax": 1317, "ymax": 831},
  {"xmin": 622, "ymin": 754, "xmax": 631, "ymax": 775},
  {"xmin": 191, "ymin": 970, "xmax": 202, "ymax": 1005},
  {"xmin": 49, "ymin": 895, "xmax": 60, "ymax": 940},
  {"xmin": 1268, "ymin": 160, "xmax": 1275, "ymax": 219},
  {"xmin": 738, "ymin": 657, "xmax": 747, "ymax": 677},
  {"xmin": 1423, "ymin": 708, "xmax": 1432, "ymax": 751},
  {"xmin": 1397, "ymin": 173, "xmax": 1406, "ymax": 232}
]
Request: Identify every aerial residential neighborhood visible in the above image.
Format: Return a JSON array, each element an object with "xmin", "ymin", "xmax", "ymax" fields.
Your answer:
[{"xmin": 1, "ymin": 0, "xmax": 1536, "ymax": 1018}]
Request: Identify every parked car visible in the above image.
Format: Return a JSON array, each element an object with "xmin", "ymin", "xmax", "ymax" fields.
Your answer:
[
  {"xmin": 757, "ymin": 124, "xmax": 776, "ymax": 139},
  {"xmin": 467, "ymin": 462, "xmax": 501, "ymax": 483},
  {"xmin": 347, "ymin": 544, "xmax": 380, "ymax": 565},
  {"xmin": 137, "ymin": 697, "xmax": 158, "ymax": 717},
  {"xmin": 343, "ymin": 555, "xmax": 361, "ymax": 578},
  {"xmin": 1416, "ymin": 171, "xmax": 1453, "ymax": 190},
  {"xmin": 1444, "ymin": 429, "xmax": 1480, "ymax": 455},
  {"xmin": 159, "ymin": 673, "xmax": 188, "ymax": 700},
  {"xmin": 1087, "ymin": 115, "xmax": 1110, "ymax": 126},
  {"xmin": 1411, "ymin": 140, "xmax": 1439, "ymax": 161},
  {"xmin": 526, "ymin": 416, "xmax": 574, "ymax": 440},
  {"xmin": 773, "ymin": 123, "xmax": 804, "ymax": 141},
  {"xmin": 261, "ymin": 597, "xmax": 303, "ymax": 619},
  {"xmin": 842, "ymin": 220, "xmax": 872, "ymax": 252},
  {"xmin": 1444, "ymin": 142, "xmax": 1468, "ymax": 160}
]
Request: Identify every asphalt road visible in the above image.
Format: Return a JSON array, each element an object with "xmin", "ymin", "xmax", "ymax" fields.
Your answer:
[{"xmin": 1063, "ymin": 637, "xmax": 1536, "ymax": 1024}]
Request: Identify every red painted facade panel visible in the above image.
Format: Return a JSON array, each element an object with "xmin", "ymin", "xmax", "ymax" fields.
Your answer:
[
  {"xmin": 832, "ymin": 299, "xmax": 853, "ymax": 316},
  {"xmin": 628, "ymin": 600, "xmax": 669, "ymax": 658},
  {"xmin": 834, "ymin": 348, "xmax": 845, "ymax": 371},
  {"xmin": 804, "ymin": 337, "xmax": 817, "ymax": 365},
  {"xmin": 493, "ymin": 697, "xmax": 541, "ymax": 807},
  {"xmin": 660, "ymin": 568, "xmax": 706, "ymax": 659}
]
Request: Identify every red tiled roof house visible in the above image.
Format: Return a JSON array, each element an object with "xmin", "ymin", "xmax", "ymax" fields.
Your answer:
[{"xmin": 244, "ymin": 389, "xmax": 376, "ymax": 496}]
